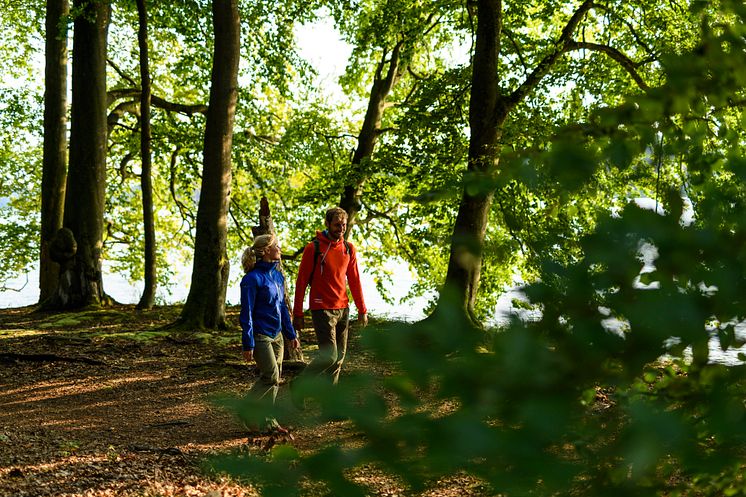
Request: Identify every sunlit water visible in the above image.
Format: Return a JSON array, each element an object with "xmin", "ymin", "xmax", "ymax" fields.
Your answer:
[
  {"xmin": 3, "ymin": 263, "xmax": 743, "ymax": 366},
  {"xmin": 0, "ymin": 261, "xmax": 433, "ymax": 321}
]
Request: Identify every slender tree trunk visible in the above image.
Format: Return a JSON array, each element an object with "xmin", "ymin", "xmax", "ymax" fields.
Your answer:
[
  {"xmin": 339, "ymin": 43, "xmax": 403, "ymax": 236},
  {"xmin": 250, "ymin": 197, "xmax": 306, "ymax": 364},
  {"xmin": 439, "ymin": 0, "xmax": 505, "ymax": 323},
  {"xmin": 39, "ymin": 0, "xmax": 69, "ymax": 303},
  {"xmin": 178, "ymin": 0, "xmax": 240, "ymax": 329},
  {"xmin": 135, "ymin": 0, "xmax": 156, "ymax": 310},
  {"xmin": 438, "ymin": 0, "xmax": 603, "ymax": 323},
  {"xmin": 47, "ymin": 0, "xmax": 110, "ymax": 309}
]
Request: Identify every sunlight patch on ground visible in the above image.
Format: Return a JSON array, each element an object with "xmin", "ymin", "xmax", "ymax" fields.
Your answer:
[
  {"xmin": 0, "ymin": 328, "xmax": 46, "ymax": 338},
  {"xmin": 0, "ymin": 373, "xmax": 173, "ymax": 404}
]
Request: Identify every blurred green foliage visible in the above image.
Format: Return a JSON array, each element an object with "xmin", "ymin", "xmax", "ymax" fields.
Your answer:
[{"xmin": 212, "ymin": 2, "xmax": 746, "ymax": 496}]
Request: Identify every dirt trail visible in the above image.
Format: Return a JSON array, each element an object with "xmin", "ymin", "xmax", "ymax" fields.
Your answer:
[
  {"xmin": 0, "ymin": 305, "xmax": 305, "ymax": 496},
  {"xmin": 0, "ymin": 305, "xmax": 480, "ymax": 497}
]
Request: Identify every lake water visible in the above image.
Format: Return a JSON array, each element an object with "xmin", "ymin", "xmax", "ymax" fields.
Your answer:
[
  {"xmin": 0, "ymin": 261, "xmax": 434, "ymax": 321},
  {"xmin": 3, "ymin": 262, "xmax": 743, "ymax": 366}
]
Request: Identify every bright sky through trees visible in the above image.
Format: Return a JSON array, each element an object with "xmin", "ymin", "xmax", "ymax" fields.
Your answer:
[{"xmin": 294, "ymin": 15, "xmax": 352, "ymax": 98}]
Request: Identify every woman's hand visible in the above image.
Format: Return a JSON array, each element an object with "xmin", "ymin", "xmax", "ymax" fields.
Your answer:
[
  {"xmin": 242, "ymin": 350, "xmax": 254, "ymax": 362},
  {"xmin": 287, "ymin": 338, "xmax": 300, "ymax": 350}
]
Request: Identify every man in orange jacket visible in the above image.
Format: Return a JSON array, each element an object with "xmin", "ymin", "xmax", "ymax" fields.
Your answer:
[{"xmin": 293, "ymin": 207, "xmax": 367, "ymax": 384}]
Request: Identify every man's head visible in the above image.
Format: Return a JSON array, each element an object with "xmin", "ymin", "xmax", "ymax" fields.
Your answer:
[{"xmin": 324, "ymin": 207, "xmax": 348, "ymax": 241}]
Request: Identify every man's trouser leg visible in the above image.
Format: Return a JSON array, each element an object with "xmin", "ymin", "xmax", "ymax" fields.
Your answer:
[{"xmin": 309, "ymin": 308, "xmax": 349, "ymax": 384}]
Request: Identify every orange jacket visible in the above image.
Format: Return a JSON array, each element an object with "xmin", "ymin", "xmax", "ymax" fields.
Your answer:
[{"xmin": 293, "ymin": 230, "xmax": 367, "ymax": 316}]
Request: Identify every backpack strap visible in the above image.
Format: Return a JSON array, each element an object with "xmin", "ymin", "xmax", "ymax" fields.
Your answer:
[
  {"xmin": 308, "ymin": 237, "xmax": 351, "ymax": 284},
  {"xmin": 308, "ymin": 238, "xmax": 320, "ymax": 285}
]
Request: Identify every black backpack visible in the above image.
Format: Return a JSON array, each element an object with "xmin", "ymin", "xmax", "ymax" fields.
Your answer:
[{"xmin": 308, "ymin": 237, "xmax": 350, "ymax": 284}]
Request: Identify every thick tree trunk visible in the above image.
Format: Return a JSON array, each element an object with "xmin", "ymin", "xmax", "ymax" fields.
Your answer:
[
  {"xmin": 250, "ymin": 197, "xmax": 306, "ymax": 364},
  {"xmin": 135, "ymin": 0, "xmax": 156, "ymax": 310},
  {"xmin": 178, "ymin": 0, "xmax": 240, "ymax": 330},
  {"xmin": 339, "ymin": 44, "xmax": 403, "ymax": 236},
  {"xmin": 439, "ymin": 0, "xmax": 505, "ymax": 323},
  {"xmin": 46, "ymin": 0, "xmax": 110, "ymax": 309},
  {"xmin": 39, "ymin": 0, "xmax": 69, "ymax": 303}
]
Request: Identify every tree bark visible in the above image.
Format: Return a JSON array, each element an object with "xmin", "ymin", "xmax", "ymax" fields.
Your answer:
[
  {"xmin": 178, "ymin": 0, "xmax": 240, "ymax": 329},
  {"xmin": 439, "ymin": 0, "xmax": 506, "ymax": 324},
  {"xmin": 135, "ymin": 0, "xmax": 156, "ymax": 310},
  {"xmin": 46, "ymin": 0, "xmax": 110, "ymax": 309},
  {"xmin": 339, "ymin": 43, "xmax": 404, "ymax": 237},
  {"xmin": 250, "ymin": 197, "xmax": 306, "ymax": 364},
  {"xmin": 439, "ymin": 0, "xmax": 610, "ymax": 324},
  {"xmin": 39, "ymin": 0, "xmax": 69, "ymax": 303}
]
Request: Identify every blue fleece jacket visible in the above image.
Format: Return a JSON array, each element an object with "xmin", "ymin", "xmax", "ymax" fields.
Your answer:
[{"xmin": 239, "ymin": 261, "xmax": 297, "ymax": 351}]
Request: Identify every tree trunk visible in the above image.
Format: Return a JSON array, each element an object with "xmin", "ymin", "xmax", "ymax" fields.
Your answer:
[
  {"xmin": 438, "ymin": 0, "xmax": 604, "ymax": 324},
  {"xmin": 39, "ymin": 0, "xmax": 69, "ymax": 304},
  {"xmin": 178, "ymin": 0, "xmax": 240, "ymax": 330},
  {"xmin": 135, "ymin": 0, "xmax": 156, "ymax": 310},
  {"xmin": 339, "ymin": 43, "xmax": 403, "ymax": 237},
  {"xmin": 439, "ymin": 0, "xmax": 505, "ymax": 324},
  {"xmin": 250, "ymin": 197, "xmax": 306, "ymax": 364},
  {"xmin": 46, "ymin": 0, "xmax": 110, "ymax": 309}
]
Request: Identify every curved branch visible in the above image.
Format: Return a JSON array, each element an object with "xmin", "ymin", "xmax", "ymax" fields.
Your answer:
[
  {"xmin": 151, "ymin": 95, "xmax": 208, "ymax": 115},
  {"xmin": 567, "ymin": 41, "xmax": 650, "ymax": 90},
  {"xmin": 108, "ymin": 100, "xmax": 139, "ymax": 136},
  {"xmin": 593, "ymin": 3, "xmax": 657, "ymax": 57},
  {"xmin": 107, "ymin": 58, "xmax": 137, "ymax": 86},
  {"xmin": 503, "ymin": 28, "xmax": 530, "ymax": 76},
  {"xmin": 241, "ymin": 129, "xmax": 279, "ymax": 146},
  {"xmin": 168, "ymin": 146, "xmax": 195, "ymax": 238},
  {"xmin": 108, "ymin": 88, "xmax": 208, "ymax": 115},
  {"xmin": 507, "ymin": 0, "xmax": 595, "ymax": 108},
  {"xmin": 228, "ymin": 200, "xmax": 252, "ymax": 244}
]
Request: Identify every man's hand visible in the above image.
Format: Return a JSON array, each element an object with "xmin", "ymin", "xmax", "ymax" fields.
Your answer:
[
  {"xmin": 293, "ymin": 315, "xmax": 304, "ymax": 331},
  {"xmin": 242, "ymin": 350, "xmax": 254, "ymax": 363},
  {"xmin": 287, "ymin": 338, "xmax": 300, "ymax": 350},
  {"xmin": 357, "ymin": 313, "xmax": 368, "ymax": 328}
]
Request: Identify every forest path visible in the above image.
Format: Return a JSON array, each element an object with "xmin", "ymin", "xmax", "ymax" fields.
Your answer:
[
  {"xmin": 0, "ymin": 305, "xmax": 334, "ymax": 497},
  {"xmin": 0, "ymin": 305, "xmax": 477, "ymax": 497}
]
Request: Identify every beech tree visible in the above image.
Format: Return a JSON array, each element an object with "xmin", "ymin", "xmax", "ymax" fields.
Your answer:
[
  {"xmin": 134, "ymin": 0, "xmax": 156, "ymax": 309},
  {"xmin": 438, "ymin": 0, "xmax": 673, "ymax": 323},
  {"xmin": 39, "ymin": 0, "xmax": 69, "ymax": 303},
  {"xmin": 45, "ymin": 0, "xmax": 111, "ymax": 309},
  {"xmin": 177, "ymin": 0, "xmax": 240, "ymax": 329}
]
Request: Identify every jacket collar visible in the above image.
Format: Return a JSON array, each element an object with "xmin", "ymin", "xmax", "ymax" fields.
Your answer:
[
  {"xmin": 317, "ymin": 229, "xmax": 344, "ymax": 246},
  {"xmin": 255, "ymin": 260, "xmax": 279, "ymax": 271}
]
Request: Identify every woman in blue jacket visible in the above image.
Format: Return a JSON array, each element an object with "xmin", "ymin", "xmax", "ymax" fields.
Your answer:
[{"xmin": 240, "ymin": 234, "xmax": 300, "ymax": 432}]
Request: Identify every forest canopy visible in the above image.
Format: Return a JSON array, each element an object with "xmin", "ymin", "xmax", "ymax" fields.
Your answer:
[
  {"xmin": 0, "ymin": 0, "xmax": 743, "ymax": 325},
  {"xmin": 2, "ymin": 0, "xmax": 746, "ymax": 495}
]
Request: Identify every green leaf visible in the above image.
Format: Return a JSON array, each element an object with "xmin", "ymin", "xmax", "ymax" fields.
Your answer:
[{"xmin": 270, "ymin": 444, "xmax": 299, "ymax": 462}]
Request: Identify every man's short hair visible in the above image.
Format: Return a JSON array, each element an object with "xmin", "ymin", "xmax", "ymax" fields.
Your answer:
[{"xmin": 325, "ymin": 207, "xmax": 348, "ymax": 224}]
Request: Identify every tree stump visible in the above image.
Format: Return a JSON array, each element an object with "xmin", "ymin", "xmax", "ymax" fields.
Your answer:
[{"xmin": 251, "ymin": 197, "xmax": 306, "ymax": 366}]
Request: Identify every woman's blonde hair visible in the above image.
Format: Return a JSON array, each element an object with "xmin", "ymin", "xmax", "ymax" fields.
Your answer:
[{"xmin": 241, "ymin": 233, "xmax": 276, "ymax": 273}]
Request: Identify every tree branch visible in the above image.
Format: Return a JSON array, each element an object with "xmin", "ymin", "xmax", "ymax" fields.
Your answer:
[
  {"xmin": 168, "ymin": 146, "xmax": 195, "ymax": 239},
  {"xmin": 567, "ymin": 41, "xmax": 650, "ymax": 90},
  {"xmin": 507, "ymin": 0, "xmax": 595, "ymax": 108},
  {"xmin": 108, "ymin": 100, "xmax": 139, "ymax": 136},
  {"xmin": 361, "ymin": 203, "xmax": 418, "ymax": 263},
  {"xmin": 107, "ymin": 58, "xmax": 138, "ymax": 86},
  {"xmin": 241, "ymin": 129, "xmax": 279, "ymax": 146},
  {"xmin": 504, "ymin": 28, "xmax": 530, "ymax": 76},
  {"xmin": 108, "ymin": 88, "xmax": 208, "ymax": 115}
]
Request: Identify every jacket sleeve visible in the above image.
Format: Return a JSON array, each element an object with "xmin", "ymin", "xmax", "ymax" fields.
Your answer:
[
  {"xmin": 279, "ymin": 273, "xmax": 297, "ymax": 340},
  {"xmin": 239, "ymin": 275, "xmax": 257, "ymax": 350},
  {"xmin": 292, "ymin": 243, "xmax": 315, "ymax": 317},
  {"xmin": 346, "ymin": 244, "xmax": 367, "ymax": 315}
]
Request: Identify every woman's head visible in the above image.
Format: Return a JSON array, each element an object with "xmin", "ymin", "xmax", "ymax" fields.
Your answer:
[{"xmin": 241, "ymin": 234, "xmax": 279, "ymax": 272}]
